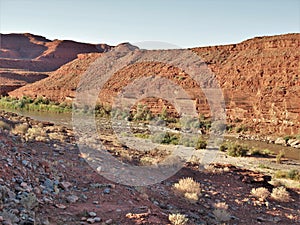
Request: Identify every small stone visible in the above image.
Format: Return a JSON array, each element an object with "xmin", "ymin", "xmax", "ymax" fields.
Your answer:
[
  {"xmin": 0, "ymin": 216, "xmax": 3, "ymax": 222},
  {"xmin": 22, "ymin": 160, "xmax": 29, "ymax": 166},
  {"xmin": 88, "ymin": 212, "xmax": 97, "ymax": 217},
  {"xmin": 34, "ymin": 187, "xmax": 41, "ymax": 194},
  {"xmin": 93, "ymin": 201, "xmax": 99, "ymax": 204},
  {"xmin": 81, "ymin": 217, "xmax": 87, "ymax": 221},
  {"xmin": 20, "ymin": 182, "xmax": 28, "ymax": 188},
  {"xmin": 105, "ymin": 219, "xmax": 113, "ymax": 224},
  {"xmin": 87, "ymin": 218, "xmax": 95, "ymax": 224},
  {"xmin": 94, "ymin": 217, "xmax": 101, "ymax": 222},
  {"xmin": 274, "ymin": 137, "xmax": 285, "ymax": 145},
  {"xmin": 257, "ymin": 217, "xmax": 266, "ymax": 222},
  {"xmin": 66, "ymin": 195, "xmax": 79, "ymax": 203},
  {"xmin": 59, "ymin": 181, "xmax": 72, "ymax": 190},
  {"xmin": 55, "ymin": 203, "xmax": 67, "ymax": 209},
  {"xmin": 103, "ymin": 188, "xmax": 110, "ymax": 194}
]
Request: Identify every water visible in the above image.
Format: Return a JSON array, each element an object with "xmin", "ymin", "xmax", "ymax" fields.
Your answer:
[
  {"xmin": 1, "ymin": 107, "xmax": 299, "ymax": 160},
  {"xmin": 225, "ymin": 137, "xmax": 300, "ymax": 161},
  {"xmin": 1, "ymin": 108, "xmax": 72, "ymax": 128}
]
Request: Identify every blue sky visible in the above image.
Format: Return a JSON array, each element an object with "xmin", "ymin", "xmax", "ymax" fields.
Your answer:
[{"xmin": 0, "ymin": 0, "xmax": 299, "ymax": 48}]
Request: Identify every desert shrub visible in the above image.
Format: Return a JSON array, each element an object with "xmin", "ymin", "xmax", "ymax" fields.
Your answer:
[
  {"xmin": 251, "ymin": 187, "xmax": 270, "ymax": 201},
  {"xmin": 283, "ymin": 135, "xmax": 293, "ymax": 142},
  {"xmin": 195, "ymin": 137, "xmax": 207, "ymax": 149},
  {"xmin": 159, "ymin": 106, "xmax": 168, "ymax": 121},
  {"xmin": 34, "ymin": 96, "xmax": 49, "ymax": 105},
  {"xmin": 219, "ymin": 142, "xmax": 249, "ymax": 156},
  {"xmin": 168, "ymin": 213, "xmax": 188, "ymax": 225},
  {"xmin": 258, "ymin": 164, "xmax": 270, "ymax": 169},
  {"xmin": 95, "ymin": 104, "xmax": 111, "ymax": 117},
  {"xmin": 274, "ymin": 170, "xmax": 300, "ymax": 181},
  {"xmin": 198, "ymin": 114, "xmax": 212, "ymax": 130},
  {"xmin": 134, "ymin": 133, "xmax": 150, "ymax": 139},
  {"xmin": 235, "ymin": 125, "xmax": 248, "ymax": 133},
  {"xmin": 179, "ymin": 136, "xmax": 207, "ymax": 149},
  {"xmin": 213, "ymin": 202, "xmax": 230, "ymax": 222},
  {"xmin": 181, "ymin": 117, "xmax": 200, "ymax": 131},
  {"xmin": 287, "ymin": 169, "xmax": 300, "ymax": 180},
  {"xmin": 271, "ymin": 187, "xmax": 291, "ymax": 202},
  {"xmin": 226, "ymin": 143, "xmax": 249, "ymax": 157},
  {"xmin": 249, "ymin": 148, "xmax": 273, "ymax": 156},
  {"xmin": 219, "ymin": 142, "xmax": 228, "ymax": 152},
  {"xmin": 180, "ymin": 136, "xmax": 196, "ymax": 147},
  {"xmin": 151, "ymin": 132, "xmax": 179, "ymax": 145},
  {"xmin": 132, "ymin": 104, "xmax": 153, "ymax": 121},
  {"xmin": 173, "ymin": 177, "xmax": 201, "ymax": 202}
]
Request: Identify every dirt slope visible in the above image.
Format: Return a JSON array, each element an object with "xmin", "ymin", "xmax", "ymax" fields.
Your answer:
[{"xmin": 9, "ymin": 33, "xmax": 300, "ymax": 136}]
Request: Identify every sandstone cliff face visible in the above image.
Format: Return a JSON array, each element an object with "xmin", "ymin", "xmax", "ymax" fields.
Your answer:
[
  {"xmin": 8, "ymin": 33, "xmax": 300, "ymax": 136},
  {"xmin": 191, "ymin": 34, "xmax": 299, "ymax": 135}
]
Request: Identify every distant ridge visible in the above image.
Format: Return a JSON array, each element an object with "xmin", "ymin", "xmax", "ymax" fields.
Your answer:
[{"xmin": 0, "ymin": 33, "xmax": 112, "ymax": 72}]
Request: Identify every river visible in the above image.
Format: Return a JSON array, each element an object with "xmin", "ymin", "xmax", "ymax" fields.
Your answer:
[{"xmin": 1, "ymin": 107, "xmax": 299, "ymax": 160}]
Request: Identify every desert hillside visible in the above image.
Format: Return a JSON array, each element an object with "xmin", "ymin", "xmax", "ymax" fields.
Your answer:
[
  {"xmin": 6, "ymin": 33, "xmax": 300, "ymax": 136},
  {"xmin": 0, "ymin": 33, "xmax": 112, "ymax": 72},
  {"xmin": 0, "ymin": 33, "xmax": 112, "ymax": 95}
]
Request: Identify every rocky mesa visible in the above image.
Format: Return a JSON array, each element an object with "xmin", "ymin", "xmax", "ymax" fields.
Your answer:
[{"xmin": 6, "ymin": 33, "xmax": 300, "ymax": 136}]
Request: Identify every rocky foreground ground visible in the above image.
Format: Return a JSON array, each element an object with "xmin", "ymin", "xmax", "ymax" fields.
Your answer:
[{"xmin": 0, "ymin": 111, "xmax": 299, "ymax": 225}]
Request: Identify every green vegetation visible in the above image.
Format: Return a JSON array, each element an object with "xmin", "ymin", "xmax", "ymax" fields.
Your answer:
[
  {"xmin": 132, "ymin": 104, "xmax": 153, "ymax": 121},
  {"xmin": 235, "ymin": 125, "xmax": 248, "ymax": 133},
  {"xmin": 219, "ymin": 142, "xmax": 249, "ymax": 157},
  {"xmin": 151, "ymin": 132, "xmax": 180, "ymax": 145},
  {"xmin": 249, "ymin": 148, "xmax": 273, "ymax": 156},
  {"xmin": 150, "ymin": 132, "xmax": 207, "ymax": 149},
  {"xmin": 134, "ymin": 133, "xmax": 150, "ymax": 139},
  {"xmin": 258, "ymin": 164, "xmax": 271, "ymax": 169},
  {"xmin": 274, "ymin": 169, "xmax": 300, "ymax": 181},
  {"xmin": 220, "ymin": 142, "xmax": 274, "ymax": 158},
  {"xmin": 195, "ymin": 137, "xmax": 207, "ymax": 149},
  {"xmin": 283, "ymin": 135, "xmax": 293, "ymax": 142},
  {"xmin": 0, "ymin": 96, "xmax": 72, "ymax": 113}
]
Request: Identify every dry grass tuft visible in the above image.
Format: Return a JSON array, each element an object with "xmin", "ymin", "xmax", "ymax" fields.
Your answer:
[
  {"xmin": 213, "ymin": 202, "xmax": 230, "ymax": 222},
  {"xmin": 271, "ymin": 186, "xmax": 291, "ymax": 202},
  {"xmin": 173, "ymin": 177, "xmax": 201, "ymax": 202},
  {"xmin": 251, "ymin": 187, "xmax": 270, "ymax": 201},
  {"xmin": 168, "ymin": 213, "xmax": 188, "ymax": 225}
]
